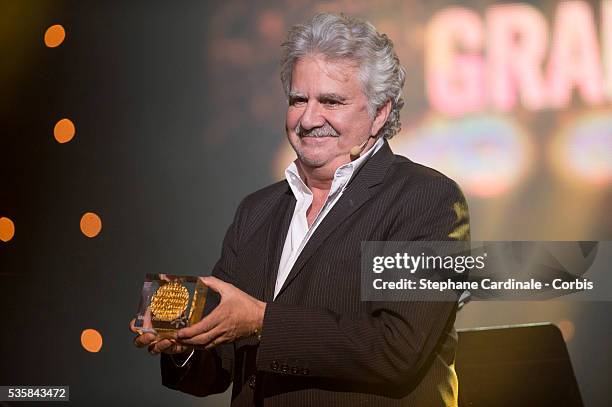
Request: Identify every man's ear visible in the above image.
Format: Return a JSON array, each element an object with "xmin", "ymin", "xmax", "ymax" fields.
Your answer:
[{"xmin": 371, "ymin": 99, "xmax": 392, "ymax": 137}]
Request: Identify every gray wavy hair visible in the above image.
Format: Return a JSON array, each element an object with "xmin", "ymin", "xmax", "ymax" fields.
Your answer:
[{"xmin": 280, "ymin": 13, "xmax": 406, "ymax": 139}]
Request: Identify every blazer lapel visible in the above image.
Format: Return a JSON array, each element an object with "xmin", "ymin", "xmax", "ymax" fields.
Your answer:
[
  {"xmin": 263, "ymin": 188, "xmax": 295, "ymax": 301},
  {"xmin": 274, "ymin": 141, "xmax": 395, "ymax": 299}
]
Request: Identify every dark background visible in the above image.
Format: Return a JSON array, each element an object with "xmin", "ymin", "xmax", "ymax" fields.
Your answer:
[{"xmin": 0, "ymin": 1, "xmax": 610, "ymax": 405}]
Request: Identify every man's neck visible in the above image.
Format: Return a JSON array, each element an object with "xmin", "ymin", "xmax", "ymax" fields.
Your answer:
[{"xmin": 296, "ymin": 158, "xmax": 344, "ymax": 192}]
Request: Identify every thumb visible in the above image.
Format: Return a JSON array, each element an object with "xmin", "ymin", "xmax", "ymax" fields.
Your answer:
[{"xmin": 200, "ymin": 276, "xmax": 228, "ymax": 296}]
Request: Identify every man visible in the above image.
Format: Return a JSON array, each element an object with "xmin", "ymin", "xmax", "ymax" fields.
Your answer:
[{"xmin": 131, "ymin": 12, "xmax": 469, "ymax": 406}]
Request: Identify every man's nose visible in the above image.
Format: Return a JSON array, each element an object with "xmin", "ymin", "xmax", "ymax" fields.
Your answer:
[{"xmin": 299, "ymin": 101, "xmax": 326, "ymax": 130}]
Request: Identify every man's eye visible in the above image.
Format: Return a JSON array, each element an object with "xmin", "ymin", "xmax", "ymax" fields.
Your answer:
[
  {"xmin": 323, "ymin": 100, "xmax": 342, "ymax": 107},
  {"xmin": 290, "ymin": 98, "xmax": 307, "ymax": 106}
]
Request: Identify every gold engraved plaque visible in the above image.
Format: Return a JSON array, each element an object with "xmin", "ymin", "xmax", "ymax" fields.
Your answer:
[
  {"xmin": 150, "ymin": 282, "xmax": 190, "ymax": 321},
  {"xmin": 134, "ymin": 274, "xmax": 207, "ymax": 338}
]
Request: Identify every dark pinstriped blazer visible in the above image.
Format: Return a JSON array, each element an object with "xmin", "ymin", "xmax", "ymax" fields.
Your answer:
[{"xmin": 161, "ymin": 140, "xmax": 470, "ymax": 406}]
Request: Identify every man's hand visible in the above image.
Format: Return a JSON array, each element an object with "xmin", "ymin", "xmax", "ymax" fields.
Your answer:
[
  {"xmin": 129, "ymin": 318, "xmax": 192, "ymax": 355},
  {"xmin": 176, "ymin": 276, "xmax": 266, "ymax": 349}
]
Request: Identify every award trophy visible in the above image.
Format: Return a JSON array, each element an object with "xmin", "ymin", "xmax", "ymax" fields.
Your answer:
[{"xmin": 134, "ymin": 274, "xmax": 207, "ymax": 338}]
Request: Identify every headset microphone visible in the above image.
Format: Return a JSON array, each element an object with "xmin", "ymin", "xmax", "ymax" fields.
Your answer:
[{"xmin": 349, "ymin": 136, "xmax": 375, "ymax": 160}]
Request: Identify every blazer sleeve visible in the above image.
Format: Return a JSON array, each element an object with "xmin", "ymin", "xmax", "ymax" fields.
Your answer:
[
  {"xmin": 255, "ymin": 177, "xmax": 469, "ymax": 387},
  {"xmin": 160, "ymin": 199, "xmax": 248, "ymax": 396}
]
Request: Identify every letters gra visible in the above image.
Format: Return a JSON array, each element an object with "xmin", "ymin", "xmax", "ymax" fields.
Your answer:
[{"xmin": 426, "ymin": 0, "xmax": 612, "ymax": 115}]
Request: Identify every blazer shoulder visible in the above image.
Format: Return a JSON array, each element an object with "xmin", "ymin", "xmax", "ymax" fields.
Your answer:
[
  {"xmin": 385, "ymin": 154, "xmax": 470, "ymax": 240},
  {"xmin": 226, "ymin": 180, "xmax": 290, "ymax": 242},
  {"xmin": 240, "ymin": 180, "xmax": 289, "ymax": 209},
  {"xmin": 232, "ymin": 180, "xmax": 291, "ymax": 227},
  {"xmin": 388, "ymin": 154, "xmax": 464, "ymax": 194}
]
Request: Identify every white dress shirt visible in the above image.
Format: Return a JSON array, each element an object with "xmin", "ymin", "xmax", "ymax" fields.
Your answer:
[{"xmin": 274, "ymin": 137, "xmax": 385, "ymax": 299}]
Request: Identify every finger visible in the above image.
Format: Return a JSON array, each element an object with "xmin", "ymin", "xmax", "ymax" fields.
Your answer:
[
  {"xmin": 156, "ymin": 339, "xmax": 177, "ymax": 353},
  {"xmin": 150, "ymin": 339, "xmax": 192, "ymax": 355},
  {"xmin": 148, "ymin": 339, "xmax": 173, "ymax": 355},
  {"xmin": 199, "ymin": 276, "xmax": 229, "ymax": 296},
  {"xmin": 177, "ymin": 309, "xmax": 223, "ymax": 340},
  {"xmin": 134, "ymin": 332, "xmax": 157, "ymax": 348},
  {"xmin": 164, "ymin": 339, "xmax": 189, "ymax": 354},
  {"xmin": 169, "ymin": 341, "xmax": 192, "ymax": 355},
  {"xmin": 143, "ymin": 308, "xmax": 153, "ymax": 329},
  {"xmin": 178, "ymin": 325, "xmax": 225, "ymax": 347},
  {"xmin": 204, "ymin": 328, "xmax": 232, "ymax": 350},
  {"xmin": 129, "ymin": 319, "xmax": 138, "ymax": 334},
  {"xmin": 205, "ymin": 335, "xmax": 227, "ymax": 350},
  {"xmin": 129, "ymin": 318, "xmax": 154, "ymax": 334}
]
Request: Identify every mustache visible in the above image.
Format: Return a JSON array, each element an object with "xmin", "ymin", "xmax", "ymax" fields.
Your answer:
[{"xmin": 295, "ymin": 122, "xmax": 339, "ymax": 138}]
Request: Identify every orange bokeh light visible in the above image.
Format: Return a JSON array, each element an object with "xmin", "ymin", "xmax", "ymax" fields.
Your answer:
[
  {"xmin": 81, "ymin": 329, "xmax": 103, "ymax": 353},
  {"xmin": 80, "ymin": 212, "xmax": 102, "ymax": 238},
  {"xmin": 0, "ymin": 217, "xmax": 15, "ymax": 242},
  {"xmin": 44, "ymin": 24, "xmax": 66, "ymax": 48},
  {"xmin": 54, "ymin": 118, "xmax": 75, "ymax": 143}
]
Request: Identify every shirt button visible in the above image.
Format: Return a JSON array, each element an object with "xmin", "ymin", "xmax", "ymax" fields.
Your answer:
[
  {"xmin": 302, "ymin": 368, "xmax": 309, "ymax": 375},
  {"xmin": 270, "ymin": 361, "xmax": 279, "ymax": 371},
  {"xmin": 291, "ymin": 366, "xmax": 299, "ymax": 374},
  {"xmin": 281, "ymin": 364, "xmax": 289, "ymax": 374},
  {"xmin": 248, "ymin": 374, "xmax": 256, "ymax": 389}
]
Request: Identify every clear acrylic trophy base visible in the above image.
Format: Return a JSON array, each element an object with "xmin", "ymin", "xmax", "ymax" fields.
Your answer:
[{"xmin": 134, "ymin": 274, "xmax": 207, "ymax": 338}]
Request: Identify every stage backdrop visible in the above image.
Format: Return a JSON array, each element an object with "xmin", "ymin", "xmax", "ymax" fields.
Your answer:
[{"xmin": 0, "ymin": 0, "xmax": 610, "ymax": 405}]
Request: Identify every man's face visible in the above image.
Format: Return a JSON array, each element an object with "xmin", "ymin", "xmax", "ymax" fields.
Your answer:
[{"xmin": 286, "ymin": 55, "xmax": 376, "ymax": 168}]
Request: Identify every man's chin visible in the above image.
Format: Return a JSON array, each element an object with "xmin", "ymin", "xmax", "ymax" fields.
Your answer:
[
  {"xmin": 295, "ymin": 153, "xmax": 328, "ymax": 168},
  {"xmin": 288, "ymin": 137, "xmax": 339, "ymax": 167}
]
